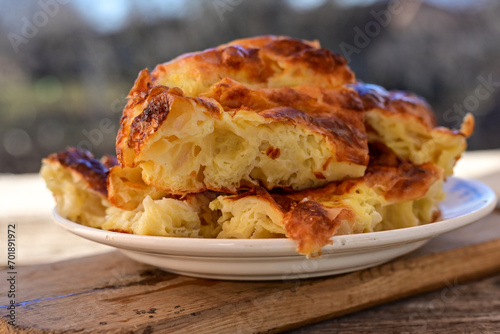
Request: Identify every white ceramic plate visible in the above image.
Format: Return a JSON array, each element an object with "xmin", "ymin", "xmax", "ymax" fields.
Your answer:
[{"xmin": 53, "ymin": 177, "xmax": 497, "ymax": 281}]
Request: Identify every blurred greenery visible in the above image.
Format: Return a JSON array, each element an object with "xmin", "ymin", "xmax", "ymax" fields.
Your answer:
[{"xmin": 0, "ymin": 0, "xmax": 499, "ymax": 173}]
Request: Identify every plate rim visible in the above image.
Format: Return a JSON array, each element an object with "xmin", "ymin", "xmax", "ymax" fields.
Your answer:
[{"xmin": 52, "ymin": 177, "xmax": 497, "ymax": 258}]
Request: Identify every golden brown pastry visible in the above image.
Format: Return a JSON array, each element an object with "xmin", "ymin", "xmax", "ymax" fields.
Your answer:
[
  {"xmin": 41, "ymin": 142, "xmax": 443, "ymax": 256},
  {"xmin": 351, "ymin": 82, "xmax": 474, "ymax": 176},
  {"xmin": 40, "ymin": 36, "xmax": 474, "ymax": 257},
  {"xmin": 116, "ymin": 75, "xmax": 368, "ymax": 195},
  {"xmin": 212, "ymin": 142, "xmax": 443, "ymax": 255},
  {"xmin": 107, "ymin": 164, "xmax": 167, "ymax": 210},
  {"xmin": 40, "ymin": 148, "xmax": 117, "ymax": 228},
  {"xmin": 151, "ymin": 35, "xmax": 355, "ymax": 97}
]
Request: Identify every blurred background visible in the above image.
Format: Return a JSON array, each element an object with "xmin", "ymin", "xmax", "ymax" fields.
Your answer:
[{"xmin": 0, "ymin": 0, "xmax": 499, "ymax": 173}]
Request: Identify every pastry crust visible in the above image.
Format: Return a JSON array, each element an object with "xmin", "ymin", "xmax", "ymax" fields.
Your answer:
[
  {"xmin": 41, "ymin": 142, "xmax": 442, "ymax": 256},
  {"xmin": 351, "ymin": 82, "xmax": 474, "ymax": 176},
  {"xmin": 150, "ymin": 35, "xmax": 355, "ymax": 97},
  {"xmin": 41, "ymin": 36, "xmax": 474, "ymax": 257},
  {"xmin": 40, "ymin": 148, "xmax": 117, "ymax": 228},
  {"xmin": 116, "ymin": 78, "xmax": 368, "ymax": 194},
  {"xmin": 116, "ymin": 37, "xmax": 366, "ymax": 194},
  {"xmin": 42, "ymin": 148, "xmax": 116, "ymax": 197},
  {"xmin": 212, "ymin": 142, "xmax": 443, "ymax": 255}
]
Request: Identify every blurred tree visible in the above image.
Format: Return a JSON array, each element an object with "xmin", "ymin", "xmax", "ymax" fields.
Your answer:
[{"xmin": 0, "ymin": 0, "xmax": 498, "ymax": 173}]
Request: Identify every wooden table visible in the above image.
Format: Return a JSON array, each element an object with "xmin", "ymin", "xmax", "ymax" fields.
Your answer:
[{"xmin": 1, "ymin": 150, "xmax": 499, "ymax": 333}]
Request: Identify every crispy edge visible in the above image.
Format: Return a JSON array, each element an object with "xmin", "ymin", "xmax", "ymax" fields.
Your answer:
[
  {"xmin": 150, "ymin": 35, "xmax": 355, "ymax": 91},
  {"xmin": 350, "ymin": 82, "xmax": 437, "ymax": 129},
  {"xmin": 43, "ymin": 147, "xmax": 116, "ymax": 197},
  {"xmin": 127, "ymin": 86, "xmax": 221, "ymax": 159},
  {"xmin": 116, "ymin": 69, "xmax": 154, "ymax": 166},
  {"xmin": 364, "ymin": 142, "xmax": 442, "ymax": 202}
]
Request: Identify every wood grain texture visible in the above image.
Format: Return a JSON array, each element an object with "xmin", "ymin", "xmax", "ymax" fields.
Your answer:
[
  {"xmin": 287, "ymin": 273, "xmax": 500, "ymax": 334},
  {"xmin": 1, "ymin": 228, "xmax": 500, "ymax": 334}
]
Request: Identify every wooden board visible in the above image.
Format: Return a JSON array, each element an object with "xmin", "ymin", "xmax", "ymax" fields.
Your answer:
[{"xmin": 1, "ymin": 211, "xmax": 500, "ymax": 334}]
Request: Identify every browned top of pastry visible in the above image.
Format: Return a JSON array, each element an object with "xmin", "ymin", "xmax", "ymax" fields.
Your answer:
[
  {"xmin": 350, "ymin": 82, "xmax": 437, "ymax": 129},
  {"xmin": 43, "ymin": 148, "xmax": 117, "ymax": 196},
  {"xmin": 150, "ymin": 35, "xmax": 355, "ymax": 97}
]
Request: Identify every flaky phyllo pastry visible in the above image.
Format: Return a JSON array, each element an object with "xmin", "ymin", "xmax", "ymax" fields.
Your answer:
[{"xmin": 41, "ymin": 36, "xmax": 474, "ymax": 256}]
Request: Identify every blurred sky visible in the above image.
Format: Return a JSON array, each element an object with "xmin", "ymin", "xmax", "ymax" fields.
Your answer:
[{"xmin": 0, "ymin": 0, "xmax": 491, "ymax": 34}]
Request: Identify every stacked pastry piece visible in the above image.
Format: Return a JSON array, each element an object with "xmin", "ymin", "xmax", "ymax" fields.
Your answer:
[{"xmin": 41, "ymin": 36, "xmax": 473, "ymax": 256}]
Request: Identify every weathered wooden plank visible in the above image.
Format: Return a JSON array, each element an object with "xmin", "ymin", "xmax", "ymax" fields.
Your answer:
[
  {"xmin": 288, "ymin": 272, "xmax": 500, "ymax": 333},
  {"xmin": 1, "ymin": 211, "xmax": 498, "ymax": 333},
  {"xmin": 1, "ymin": 233, "xmax": 500, "ymax": 334}
]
